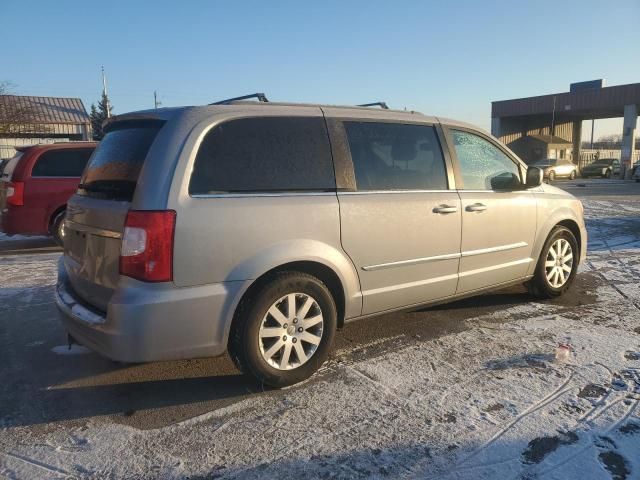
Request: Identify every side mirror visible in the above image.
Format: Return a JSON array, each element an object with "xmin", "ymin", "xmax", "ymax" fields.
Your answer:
[
  {"xmin": 525, "ymin": 167, "xmax": 543, "ymax": 188},
  {"xmin": 490, "ymin": 172, "xmax": 521, "ymax": 190}
]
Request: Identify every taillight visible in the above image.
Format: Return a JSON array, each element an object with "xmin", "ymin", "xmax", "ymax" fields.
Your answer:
[
  {"xmin": 119, "ymin": 210, "xmax": 176, "ymax": 282},
  {"xmin": 6, "ymin": 181, "xmax": 24, "ymax": 206}
]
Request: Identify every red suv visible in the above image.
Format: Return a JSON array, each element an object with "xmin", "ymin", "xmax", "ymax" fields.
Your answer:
[{"xmin": 0, "ymin": 142, "xmax": 97, "ymax": 244}]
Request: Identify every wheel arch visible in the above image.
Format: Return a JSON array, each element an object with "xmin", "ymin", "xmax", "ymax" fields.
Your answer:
[
  {"xmin": 528, "ymin": 209, "xmax": 585, "ymax": 276},
  {"xmin": 556, "ymin": 219, "xmax": 583, "ymax": 259},
  {"xmin": 233, "ymin": 260, "xmax": 347, "ymax": 329},
  {"xmin": 48, "ymin": 204, "xmax": 67, "ymax": 231}
]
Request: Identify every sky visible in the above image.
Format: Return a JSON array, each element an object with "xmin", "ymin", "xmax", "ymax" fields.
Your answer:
[{"xmin": 2, "ymin": 0, "xmax": 639, "ymax": 138}]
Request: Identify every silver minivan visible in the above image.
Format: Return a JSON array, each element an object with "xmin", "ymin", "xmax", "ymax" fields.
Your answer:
[{"xmin": 56, "ymin": 97, "xmax": 587, "ymax": 386}]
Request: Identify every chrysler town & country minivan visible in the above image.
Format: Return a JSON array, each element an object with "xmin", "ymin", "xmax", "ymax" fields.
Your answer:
[{"xmin": 56, "ymin": 98, "xmax": 586, "ymax": 386}]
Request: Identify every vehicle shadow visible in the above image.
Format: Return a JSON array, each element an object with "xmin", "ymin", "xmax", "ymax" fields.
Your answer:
[
  {"xmin": 0, "ymin": 284, "xmax": 269, "ymax": 429},
  {"xmin": 0, "ymin": 268, "xmax": 604, "ymax": 429}
]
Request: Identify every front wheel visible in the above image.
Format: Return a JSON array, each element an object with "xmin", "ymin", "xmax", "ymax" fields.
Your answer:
[
  {"xmin": 604, "ymin": 169, "xmax": 612, "ymax": 179},
  {"xmin": 527, "ymin": 226, "xmax": 579, "ymax": 298},
  {"xmin": 569, "ymin": 170, "xmax": 576, "ymax": 180},
  {"xmin": 548, "ymin": 170, "xmax": 556, "ymax": 182},
  {"xmin": 229, "ymin": 272, "xmax": 337, "ymax": 387}
]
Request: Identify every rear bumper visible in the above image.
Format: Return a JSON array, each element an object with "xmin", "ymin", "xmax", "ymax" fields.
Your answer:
[{"xmin": 55, "ymin": 258, "xmax": 249, "ymax": 362}]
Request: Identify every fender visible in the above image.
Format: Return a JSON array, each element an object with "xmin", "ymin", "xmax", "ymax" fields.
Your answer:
[
  {"xmin": 227, "ymin": 238, "xmax": 362, "ymax": 318},
  {"xmin": 527, "ymin": 203, "xmax": 586, "ymax": 276}
]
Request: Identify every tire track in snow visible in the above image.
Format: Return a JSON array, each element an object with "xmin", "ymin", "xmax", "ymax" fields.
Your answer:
[
  {"xmin": 532, "ymin": 398, "xmax": 639, "ymax": 478},
  {"xmin": 0, "ymin": 451, "xmax": 71, "ymax": 478},
  {"xmin": 417, "ymin": 371, "xmax": 576, "ymax": 479}
]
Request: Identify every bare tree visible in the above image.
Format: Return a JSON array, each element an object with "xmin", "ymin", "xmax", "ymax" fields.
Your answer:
[
  {"xmin": 0, "ymin": 81, "xmax": 45, "ymax": 135},
  {"xmin": 596, "ymin": 134, "xmax": 622, "ymax": 150}
]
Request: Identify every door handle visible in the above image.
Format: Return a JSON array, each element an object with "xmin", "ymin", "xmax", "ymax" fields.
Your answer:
[
  {"xmin": 433, "ymin": 205, "xmax": 458, "ymax": 214},
  {"xmin": 465, "ymin": 203, "xmax": 487, "ymax": 212}
]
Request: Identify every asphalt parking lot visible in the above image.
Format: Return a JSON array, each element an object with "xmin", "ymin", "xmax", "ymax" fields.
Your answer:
[{"xmin": 1, "ymin": 179, "xmax": 639, "ymax": 479}]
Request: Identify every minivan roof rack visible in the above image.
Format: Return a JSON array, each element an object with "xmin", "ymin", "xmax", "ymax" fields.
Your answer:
[
  {"xmin": 357, "ymin": 102, "xmax": 389, "ymax": 109},
  {"xmin": 210, "ymin": 93, "xmax": 269, "ymax": 105}
]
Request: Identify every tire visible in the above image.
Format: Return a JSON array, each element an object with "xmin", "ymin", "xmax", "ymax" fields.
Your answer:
[
  {"xmin": 548, "ymin": 170, "xmax": 556, "ymax": 182},
  {"xmin": 229, "ymin": 272, "xmax": 337, "ymax": 388},
  {"xmin": 604, "ymin": 169, "xmax": 611, "ymax": 179},
  {"xmin": 527, "ymin": 226, "xmax": 579, "ymax": 299},
  {"xmin": 569, "ymin": 170, "xmax": 576, "ymax": 180},
  {"xmin": 50, "ymin": 209, "xmax": 67, "ymax": 246}
]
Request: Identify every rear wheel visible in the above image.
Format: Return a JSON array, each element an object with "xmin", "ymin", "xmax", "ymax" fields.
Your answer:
[
  {"xmin": 548, "ymin": 170, "xmax": 556, "ymax": 182},
  {"xmin": 50, "ymin": 210, "xmax": 66, "ymax": 246},
  {"xmin": 569, "ymin": 170, "xmax": 576, "ymax": 180},
  {"xmin": 604, "ymin": 169, "xmax": 612, "ymax": 178},
  {"xmin": 229, "ymin": 272, "xmax": 337, "ymax": 387},
  {"xmin": 527, "ymin": 226, "xmax": 578, "ymax": 298}
]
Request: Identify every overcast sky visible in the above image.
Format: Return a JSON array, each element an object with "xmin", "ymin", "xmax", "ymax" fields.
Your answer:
[{"xmin": 2, "ymin": 0, "xmax": 638, "ymax": 137}]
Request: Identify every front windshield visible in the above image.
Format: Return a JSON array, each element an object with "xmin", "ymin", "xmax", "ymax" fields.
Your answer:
[
  {"xmin": 532, "ymin": 159, "xmax": 553, "ymax": 165},
  {"xmin": 593, "ymin": 159, "xmax": 612, "ymax": 165}
]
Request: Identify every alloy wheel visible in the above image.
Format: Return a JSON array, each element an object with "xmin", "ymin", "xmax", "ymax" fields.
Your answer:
[
  {"xmin": 545, "ymin": 238, "xmax": 573, "ymax": 288},
  {"xmin": 258, "ymin": 293, "xmax": 324, "ymax": 370}
]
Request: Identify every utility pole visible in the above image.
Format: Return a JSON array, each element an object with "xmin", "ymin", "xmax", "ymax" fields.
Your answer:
[
  {"xmin": 101, "ymin": 66, "xmax": 111, "ymax": 118},
  {"xmin": 590, "ymin": 119, "xmax": 595, "ymax": 149},
  {"xmin": 154, "ymin": 90, "xmax": 161, "ymax": 109}
]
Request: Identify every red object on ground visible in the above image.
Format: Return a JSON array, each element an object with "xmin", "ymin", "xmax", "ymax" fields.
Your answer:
[{"xmin": 0, "ymin": 142, "xmax": 97, "ymax": 236}]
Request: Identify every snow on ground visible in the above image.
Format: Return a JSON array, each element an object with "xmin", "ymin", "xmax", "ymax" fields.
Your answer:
[
  {"xmin": 0, "ymin": 233, "xmax": 48, "ymax": 243},
  {"xmin": 0, "ymin": 199, "xmax": 639, "ymax": 479}
]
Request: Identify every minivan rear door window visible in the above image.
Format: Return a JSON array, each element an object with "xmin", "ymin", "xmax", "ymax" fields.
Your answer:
[
  {"xmin": 79, "ymin": 121, "xmax": 164, "ymax": 201},
  {"xmin": 189, "ymin": 116, "xmax": 335, "ymax": 195},
  {"xmin": 343, "ymin": 122, "xmax": 448, "ymax": 191}
]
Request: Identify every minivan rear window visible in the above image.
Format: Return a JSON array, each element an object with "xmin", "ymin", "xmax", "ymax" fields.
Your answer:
[{"xmin": 79, "ymin": 121, "xmax": 164, "ymax": 201}]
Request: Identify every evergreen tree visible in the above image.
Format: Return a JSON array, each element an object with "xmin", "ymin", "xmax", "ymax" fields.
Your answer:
[{"xmin": 89, "ymin": 92, "xmax": 112, "ymax": 140}]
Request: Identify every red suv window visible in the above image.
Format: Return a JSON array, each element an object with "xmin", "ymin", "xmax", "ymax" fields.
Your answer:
[{"xmin": 31, "ymin": 149, "xmax": 94, "ymax": 177}]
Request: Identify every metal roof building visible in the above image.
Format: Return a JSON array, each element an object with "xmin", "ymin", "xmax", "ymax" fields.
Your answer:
[
  {"xmin": 0, "ymin": 95, "xmax": 92, "ymax": 158},
  {"xmin": 491, "ymin": 81, "xmax": 639, "ymax": 178}
]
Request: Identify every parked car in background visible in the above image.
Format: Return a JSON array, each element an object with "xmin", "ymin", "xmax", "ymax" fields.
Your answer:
[
  {"xmin": 581, "ymin": 158, "xmax": 620, "ymax": 178},
  {"xmin": 0, "ymin": 142, "xmax": 97, "ymax": 244},
  {"xmin": 530, "ymin": 158, "xmax": 578, "ymax": 181},
  {"xmin": 633, "ymin": 163, "xmax": 640, "ymax": 183},
  {"xmin": 55, "ymin": 100, "xmax": 586, "ymax": 387}
]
